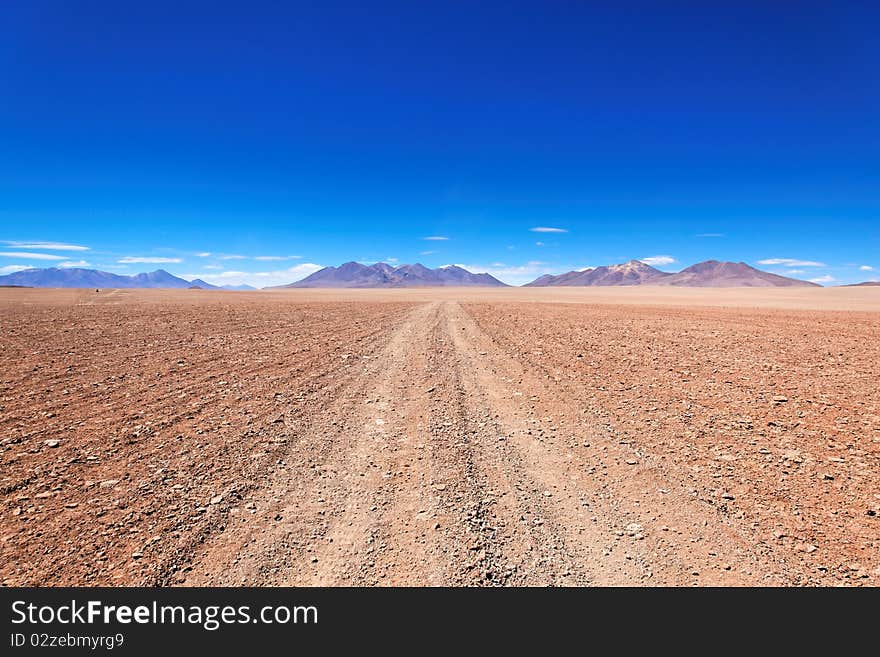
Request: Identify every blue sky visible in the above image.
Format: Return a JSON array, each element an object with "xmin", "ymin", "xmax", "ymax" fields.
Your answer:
[{"xmin": 1, "ymin": 1, "xmax": 877, "ymax": 286}]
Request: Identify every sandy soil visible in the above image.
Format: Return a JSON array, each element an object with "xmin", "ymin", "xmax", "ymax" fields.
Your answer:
[{"xmin": 1, "ymin": 287, "xmax": 878, "ymax": 586}]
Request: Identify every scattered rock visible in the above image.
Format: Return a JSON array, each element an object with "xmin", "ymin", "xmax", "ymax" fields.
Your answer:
[
  {"xmin": 44, "ymin": 439, "xmax": 60, "ymax": 448},
  {"xmin": 625, "ymin": 522, "xmax": 643, "ymax": 536}
]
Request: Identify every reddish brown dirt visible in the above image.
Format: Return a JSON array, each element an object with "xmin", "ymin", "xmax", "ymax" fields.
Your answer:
[
  {"xmin": 1, "ymin": 288, "xmax": 878, "ymax": 586},
  {"xmin": 464, "ymin": 302, "xmax": 880, "ymax": 585}
]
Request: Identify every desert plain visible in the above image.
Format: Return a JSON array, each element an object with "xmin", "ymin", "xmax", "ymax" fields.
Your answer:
[{"xmin": 1, "ymin": 285, "xmax": 878, "ymax": 586}]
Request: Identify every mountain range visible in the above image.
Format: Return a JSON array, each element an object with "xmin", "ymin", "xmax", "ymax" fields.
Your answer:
[
  {"xmin": 0, "ymin": 260, "xmax": 846, "ymax": 289},
  {"xmin": 275, "ymin": 262, "xmax": 507, "ymax": 288},
  {"xmin": 525, "ymin": 259, "xmax": 668, "ymax": 286},
  {"xmin": 0, "ymin": 268, "xmax": 256, "ymax": 291},
  {"xmin": 525, "ymin": 260, "xmax": 819, "ymax": 288}
]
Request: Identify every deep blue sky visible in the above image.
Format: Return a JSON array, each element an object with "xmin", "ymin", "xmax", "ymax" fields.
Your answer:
[{"xmin": 1, "ymin": 1, "xmax": 877, "ymax": 285}]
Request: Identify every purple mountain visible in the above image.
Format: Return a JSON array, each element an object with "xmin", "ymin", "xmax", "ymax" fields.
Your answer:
[
  {"xmin": 276, "ymin": 262, "xmax": 507, "ymax": 288},
  {"xmin": 526, "ymin": 260, "xmax": 818, "ymax": 287},
  {"xmin": 0, "ymin": 267, "xmax": 205, "ymax": 289}
]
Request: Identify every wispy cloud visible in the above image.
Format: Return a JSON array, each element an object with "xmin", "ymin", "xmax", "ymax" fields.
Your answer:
[
  {"xmin": 758, "ymin": 258, "xmax": 826, "ymax": 267},
  {"xmin": 695, "ymin": 233, "xmax": 725, "ymax": 238},
  {"xmin": 0, "ymin": 251, "xmax": 66, "ymax": 260},
  {"xmin": 195, "ymin": 252, "xmax": 212, "ymax": 257},
  {"xmin": 204, "ymin": 264, "xmax": 223, "ymax": 270},
  {"xmin": 118, "ymin": 256, "xmax": 183, "ymax": 264},
  {"xmin": 0, "ymin": 264, "xmax": 34, "ymax": 274},
  {"xmin": 1, "ymin": 240, "xmax": 90, "ymax": 251},
  {"xmin": 641, "ymin": 255, "xmax": 676, "ymax": 267},
  {"xmin": 535, "ymin": 241, "xmax": 545, "ymax": 247},
  {"xmin": 58, "ymin": 260, "xmax": 90, "ymax": 268},
  {"xmin": 809, "ymin": 275, "xmax": 835, "ymax": 284},
  {"xmin": 385, "ymin": 257, "xmax": 398, "ymax": 263},
  {"xmin": 529, "ymin": 227, "xmax": 568, "ymax": 233},
  {"xmin": 179, "ymin": 263, "xmax": 323, "ymax": 288},
  {"xmin": 422, "ymin": 236, "xmax": 449, "ymax": 241},
  {"xmin": 253, "ymin": 255, "xmax": 302, "ymax": 261},
  {"xmin": 859, "ymin": 265, "xmax": 874, "ymax": 271},
  {"xmin": 786, "ymin": 269, "xmax": 806, "ymax": 275},
  {"xmin": 219, "ymin": 254, "xmax": 247, "ymax": 260},
  {"xmin": 419, "ymin": 250, "xmax": 436, "ymax": 256}
]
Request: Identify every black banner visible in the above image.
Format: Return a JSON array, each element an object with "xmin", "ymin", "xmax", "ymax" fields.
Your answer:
[{"xmin": 0, "ymin": 586, "xmax": 868, "ymax": 653}]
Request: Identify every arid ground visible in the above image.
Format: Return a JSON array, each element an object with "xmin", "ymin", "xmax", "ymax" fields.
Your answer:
[{"xmin": 1, "ymin": 287, "xmax": 878, "ymax": 586}]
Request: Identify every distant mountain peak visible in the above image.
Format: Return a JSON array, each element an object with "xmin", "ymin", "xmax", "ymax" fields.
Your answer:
[
  {"xmin": 525, "ymin": 260, "xmax": 668, "ymax": 287},
  {"xmin": 0, "ymin": 266, "xmax": 216, "ymax": 289},
  {"xmin": 525, "ymin": 260, "xmax": 818, "ymax": 288},
  {"xmin": 276, "ymin": 262, "xmax": 507, "ymax": 288}
]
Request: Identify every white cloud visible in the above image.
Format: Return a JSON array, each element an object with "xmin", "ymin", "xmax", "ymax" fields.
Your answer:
[
  {"xmin": 196, "ymin": 252, "xmax": 212, "ymax": 257},
  {"xmin": 640, "ymin": 255, "xmax": 676, "ymax": 267},
  {"xmin": 535, "ymin": 241, "xmax": 545, "ymax": 247},
  {"xmin": 758, "ymin": 258, "xmax": 826, "ymax": 267},
  {"xmin": 786, "ymin": 269, "xmax": 806, "ymax": 275},
  {"xmin": 0, "ymin": 264, "xmax": 34, "ymax": 274},
  {"xmin": 118, "ymin": 256, "xmax": 183, "ymax": 264},
  {"xmin": 385, "ymin": 257, "xmax": 398, "ymax": 263},
  {"xmin": 809, "ymin": 275, "xmax": 835, "ymax": 284},
  {"xmin": 419, "ymin": 250, "xmax": 436, "ymax": 256},
  {"xmin": 204, "ymin": 264, "xmax": 223, "ymax": 270},
  {"xmin": 1, "ymin": 240, "xmax": 90, "ymax": 251},
  {"xmin": 253, "ymin": 255, "xmax": 302, "ymax": 261},
  {"xmin": 450, "ymin": 261, "xmax": 559, "ymax": 286},
  {"xmin": 219, "ymin": 254, "xmax": 247, "ymax": 260},
  {"xmin": 695, "ymin": 233, "xmax": 725, "ymax": 238},
  {"xmin": 422, "ymin": 236, "xmax": 449, "ymax": 241},
  {"xmin": 0, "ymin": 251, "xmax": 66, "ymax": 260},
  {"xmin": 179, "ymin": 263, "xmax": 323, "ymax": 288},
  {"xmin": 58, "ymin": 260, "xmax": 90, "ymax": 268},
  {"xmin": 529, "ymin": 227, "xmax": 568, "ymax": 233},
  {"xmin": 859, "ymin": 265, "xmax": 874, "ymax": 271}
]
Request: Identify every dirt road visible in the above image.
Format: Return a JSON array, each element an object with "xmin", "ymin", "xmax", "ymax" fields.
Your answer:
[
  {"xmin": 2, "ymin": 290, "xmax": 878, "ymax": 586},
  {"xmin": 186, "ymin": 301, "xmax": 642, "ymax": 586}
]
